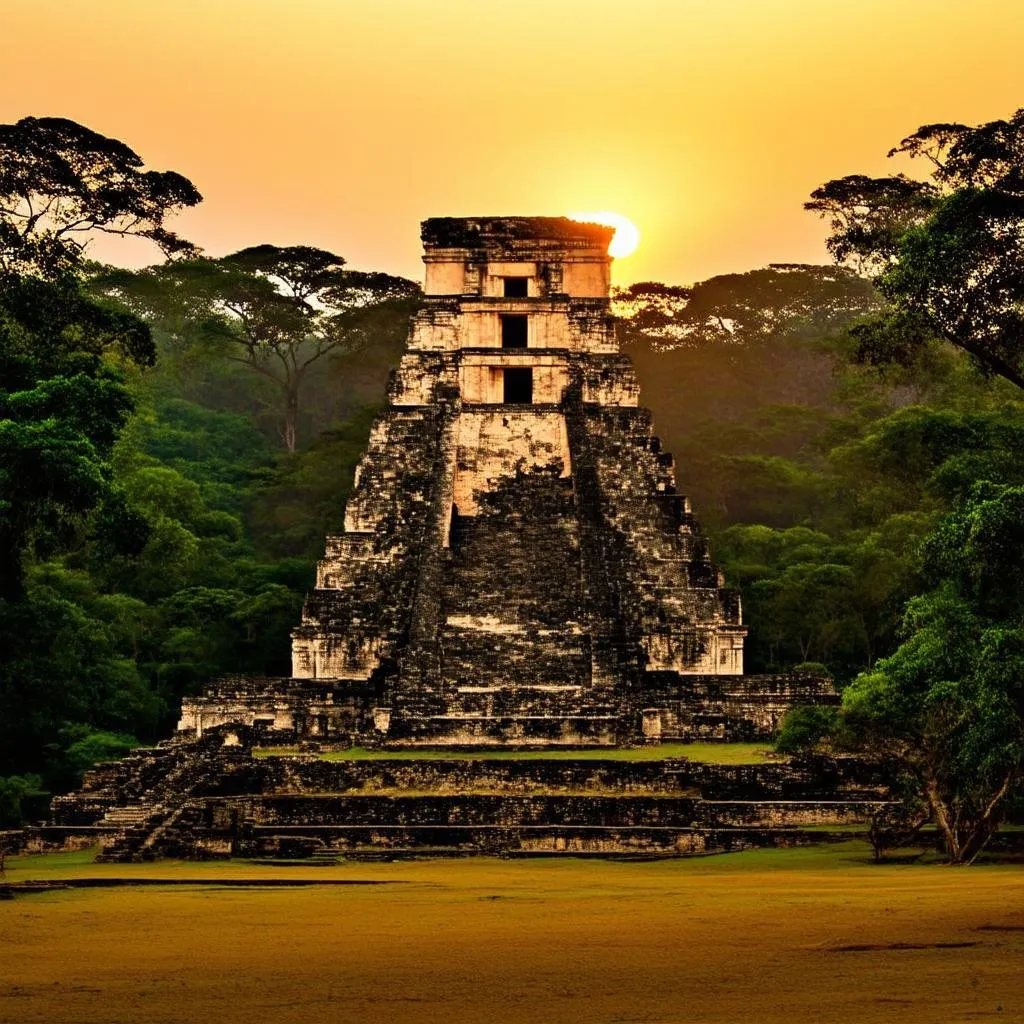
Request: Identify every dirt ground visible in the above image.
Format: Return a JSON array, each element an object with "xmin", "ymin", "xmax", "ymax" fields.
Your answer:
[{"xmin": 2, "ymin": 843, "xmax": 1022, "ymax": 1024}]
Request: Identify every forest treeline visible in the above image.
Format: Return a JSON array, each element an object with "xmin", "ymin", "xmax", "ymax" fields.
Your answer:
[{"xmin": 3, "ymin": 111, "xmax": 1024, "ymax": 862}]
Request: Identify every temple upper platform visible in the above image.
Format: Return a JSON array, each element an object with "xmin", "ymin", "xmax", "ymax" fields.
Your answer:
[{"xmin": 421, "ymin": 216, "xmax": 614, "ymax": 301}]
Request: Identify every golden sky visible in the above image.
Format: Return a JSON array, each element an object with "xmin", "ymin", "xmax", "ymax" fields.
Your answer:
[{"xmin": 2, "ymin": 0, "xmax": 1022, "ymax": 284}]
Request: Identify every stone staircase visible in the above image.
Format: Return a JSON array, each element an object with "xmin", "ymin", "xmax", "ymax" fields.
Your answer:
[
  {"xmin": 100, "ymin": 805, "xmax": 155, "ymax": 828},
  {"xmin": 49, "ymin": 732, "xmax": 254, "ymax": 862},
  {"xmin": 390, "ymin": 470, "xmax": 621, "ymax": 745},
  {"xmin": 132, "ymin": 747, "xmax": 895, "ymax": 861}
]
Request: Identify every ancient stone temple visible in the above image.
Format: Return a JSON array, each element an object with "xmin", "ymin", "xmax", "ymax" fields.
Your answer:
[
  {"xmin": 179, "ymin": 216, "xmax": 834, "ymax": 747},
  {"xmin": 42, "ymin": 218, "xmax": 860, "ymax": 862}
]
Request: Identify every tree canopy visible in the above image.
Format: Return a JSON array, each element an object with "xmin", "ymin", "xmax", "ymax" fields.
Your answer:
[
  {"xmin": 95, "ymin": 246, "xmax": 419, "ymax": 451},
  {"xmin": 0, "ymin": 115, "xmax": 201, "ymax": 276},
  {"xmin": 807, "ymin": 107, "xmax": 1024, "ymax": 391},
  {"xmin": 614, "ymin": 264, "xmax": 881, "ymax": 350}
]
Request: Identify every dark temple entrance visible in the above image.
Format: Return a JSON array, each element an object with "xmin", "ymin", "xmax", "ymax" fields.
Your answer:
[
  {"xmin": 501, "ymin": 314, "xmax": 528, "ymax": 349},
  {"xmin": 503, "ymin": 367, "xmax": 533, "ymax": 404}
]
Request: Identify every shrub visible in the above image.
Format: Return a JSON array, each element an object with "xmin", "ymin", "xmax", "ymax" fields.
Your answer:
[{"xmin": 775, "ymin": 704, "xmax": 838, "ymax": 753}]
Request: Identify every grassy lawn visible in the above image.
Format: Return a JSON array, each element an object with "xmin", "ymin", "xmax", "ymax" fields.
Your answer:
[
  {"xmin": 2, "ymin": 842, "xmax": 1022, "ymax": 1024},
  {"xmin": 253, "ymin": 742, "xmax": 779, "ymax": 764}
]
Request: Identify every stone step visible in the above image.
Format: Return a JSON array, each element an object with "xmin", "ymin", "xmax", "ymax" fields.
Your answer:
[
  {"xmin": 455, "ymin": 684, "xmax": 585, "ymax": 694},
  {"xmin": 438, "ymin": 627, "xmax": 591, "ymax": 689},
  {"xmin": 234, "ymin": 823, "xmax": 874, "ymax": 860},
  {"xmin": 384, "ymin": 713, "xmax": 621, "ymax": 746},
  {"xmin": 101, "ymin": 806, "xmax": 156, "ymax": 826},
  {"xmin": 236, "ymin": 794, "xmax": 882, "ymax": 829},
  {"xmin": 430, "ymin": 692, "xmax": 616, "ymax": 716}
]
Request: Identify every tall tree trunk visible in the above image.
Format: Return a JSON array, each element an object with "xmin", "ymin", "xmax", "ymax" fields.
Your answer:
[
  {"xmin": 283, "ymin": 384, "xmax": 299, "ymax": 454},
  {"xmin": 924, "ymin": 771, "xmax": 1014, "ymax": 865}
]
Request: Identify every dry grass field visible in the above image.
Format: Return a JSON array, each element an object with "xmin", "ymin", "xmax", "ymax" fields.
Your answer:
[{"xmin": 2, "ymin": 843, "xmax": 1022, "ymax": 1024}]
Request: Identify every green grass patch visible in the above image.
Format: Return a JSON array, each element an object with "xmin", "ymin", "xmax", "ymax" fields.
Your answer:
[
  {"xmin": 0, "ymin": 839, "xmax": 892, "ymax": 882},
  {"xmin": 6, "ymin": 839, "xmax": 1014, "ymax": 884},
  {"xmin": 253, "ymin": 742, "xmax": 778, "ymax": 764},
  {"xmin": 2, "ymin": 845, "xmax": 101, "ymax": 875}
]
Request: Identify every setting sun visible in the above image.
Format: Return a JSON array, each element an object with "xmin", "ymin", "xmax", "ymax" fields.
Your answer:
[{"xmin": 568, "ymin": 211, "xmax": 640, "ymax": 258}]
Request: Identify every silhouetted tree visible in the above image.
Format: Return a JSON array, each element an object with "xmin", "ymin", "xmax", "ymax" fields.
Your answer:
[
  {"xmin": 807, "ymin": 107, "xmax": 1024, "ymax": 391},
  {"xmin": 614, "ymin": 264, "xmax": 881, "ymax": 350},
  {"xmin": 0, "ymin": 115, "xmax": 201, "ymax": 276}
]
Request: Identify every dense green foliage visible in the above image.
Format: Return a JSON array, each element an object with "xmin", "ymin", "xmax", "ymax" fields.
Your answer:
[
  {"xmin": 828, "ymin": 484, "xmax": 1024, "ymax": 863},
  {"xmin": 0, "ymin": 118, "xmax": 401, "ymax": 822},
  {"xmin": 0, "ymin": 305, "xmax": 390, "ymax": 819},
  {"xmin": 771, "ymin": 105, "xmax": 1024, "ymax": 861},
  {"xmin": 4, "ymin": 114, "xmax": 1024, "ymax": 858},
  {"xmin": 773, "ymin": 704, "xmax": 838, "ymax": 755}
]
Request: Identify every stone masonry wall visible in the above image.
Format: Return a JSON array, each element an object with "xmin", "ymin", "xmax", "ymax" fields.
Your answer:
[{"xmin": 44, "ymin": 730, "xmax": 893, "ymax": 861}]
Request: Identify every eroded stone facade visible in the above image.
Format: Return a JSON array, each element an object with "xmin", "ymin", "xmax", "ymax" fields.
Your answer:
[
  {"xmin": 268, "ymin": 216, "xmax": 788, "ymax": 745},
  {"xmin": 40, "ymin": 219, "xmax": 850, "ymax": 860}
]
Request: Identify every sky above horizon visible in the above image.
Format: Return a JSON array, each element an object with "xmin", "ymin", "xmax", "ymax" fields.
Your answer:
[{"xmin": 2, "ymin": 0, "xmax": 1022, "ymax": 285}]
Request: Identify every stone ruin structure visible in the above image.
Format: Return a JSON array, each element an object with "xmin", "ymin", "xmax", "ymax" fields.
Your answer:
[
  {"xmin": 180, "ymin": 216, "xmax": 835, "ymax": 748},
  {"xmin": 45, "ymin": 732, "xmax": 891, "ymax": 863},
  {"xmin": 38, "ymin": 217, "xmax": 859, "ymax": 862}
]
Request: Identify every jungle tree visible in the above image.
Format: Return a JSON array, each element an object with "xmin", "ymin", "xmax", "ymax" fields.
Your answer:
[
  {"xmin": 0, "ymin": 115, "xmax": 201, "ymax": 598},
  {"xmin": 807, "ymin": 107, "xmax": 1024, "ymax": 391},
  {"xmin": 98, "ymin": 245, "xmax": 419, "ymax": 452},
  {"xmin": 840, "ymin": 482, "xmax": 1024, "ymax": 863},
  {"xmin": 0, "ymin": 115, "xmax": 200, "ymax": 276}
]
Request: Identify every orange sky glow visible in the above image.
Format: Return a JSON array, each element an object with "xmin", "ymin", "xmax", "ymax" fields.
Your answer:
[{"xmin": 2, "ymin": 0, "xmax": 1022, "ymax": 285}]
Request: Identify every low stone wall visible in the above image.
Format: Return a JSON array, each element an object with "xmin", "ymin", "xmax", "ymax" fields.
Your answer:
[
  {"xmin": 177, "ymin": 671, "xmax": 837, "ymax": 747},
  {"xmin": 252, "ymin": 754, "xmax": 890, "ymax": 801},
  {"xmin": 161, "ymin": 816, "xmax": 875, "ymax": 861},
  {"xmin": 41, "ymin": 727, "xmax": 895, "ymax": 861},
  {"xmin": 637, "ymin": 672, "xmax": 840, "ymax": 741},
  {"xmin": 191, "ymin": 793, "xmax": 880, "ymax": 830}
]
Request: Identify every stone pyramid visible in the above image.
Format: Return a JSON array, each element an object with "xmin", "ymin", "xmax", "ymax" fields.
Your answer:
[
  {"xmin": 40, "ymin": 218, "xmax": 857, "ymax": 863},
  {"xmin": 181, "ymin": 216, "xmax": 834, "ymax": 747}
]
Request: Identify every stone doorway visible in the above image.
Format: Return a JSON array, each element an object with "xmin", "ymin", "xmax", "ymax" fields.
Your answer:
[{"xmin": 503, "ymin": 367, "xmax": 533, "ymax": 404}]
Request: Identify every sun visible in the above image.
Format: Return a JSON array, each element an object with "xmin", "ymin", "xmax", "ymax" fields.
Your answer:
[{"xmin": 568, "ymin": 210, "xmax": 640, "ymax": 258}]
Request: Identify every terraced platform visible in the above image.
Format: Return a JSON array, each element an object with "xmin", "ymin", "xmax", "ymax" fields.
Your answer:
[{"xmin": 41, "ymin": 729, "xmax": 894, "ymax": 862}]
